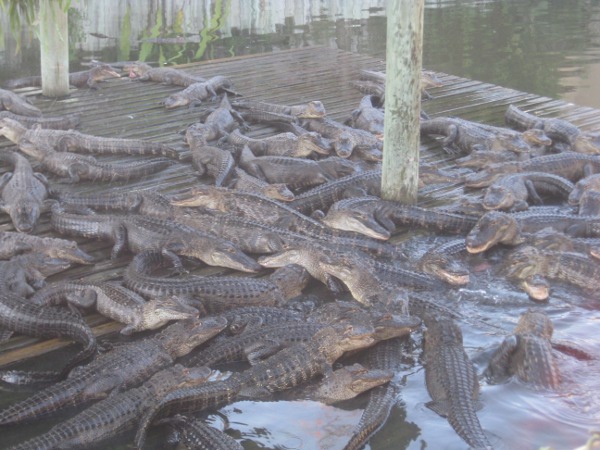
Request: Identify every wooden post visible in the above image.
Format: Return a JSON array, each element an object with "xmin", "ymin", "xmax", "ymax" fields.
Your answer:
[
  {"xmin": 39, "ymin": 0, "xmax": 69, "ymax": 97},
  {"xmin": 381, "ymin": 0, "xmax": 424, "ymax": 204}
]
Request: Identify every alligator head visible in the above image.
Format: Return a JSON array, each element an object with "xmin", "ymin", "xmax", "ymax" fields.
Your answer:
[
  {"xmin": 419, "ymin": 252, "xmax": 470, "ymax": 286},
  {"xmin": 127, "ymin": 295, "xmax": 200, "ymax": 335},
  {"xmin": 91, "ymin": 64, "xmax": 121, "ymax": 82},
  {"xmin": 333, "ymin": 132, "xmax": 354, "ymax": 158},
  {"xmin": 261, "ymin": 183, "xmax": 295, "ymax": 202},
  {"xmin": 161, "ymin": 316, "xmax": 228, "ymax": 359},
  {"xmin": 569, "ymin": 173, "xmax": 600, "ymax": 205},
  {"xmin": 9, "ymin": 202, "xmax": 41, "ymax": 234},
  {"xmin": 466, "ymin": 211, "xmax": 521, "ymax": 253},
  {"xmin": 164, "ymin": 93, "xmax": 191, "ymax": 109},
  {"xmin": 296, "ymin": 133, "xmax": 331, "ymax": 156},
  {"xmin": 521, "ymin": 129, "xmax": 552, "ymax": 147},
  {"xmin": 296, "ymin": 100, "xmax": 327, "ymax": 119},
  {"xmin": 573, "ymin": 132, "xmax": 600, "ymax": 154},
  {"xmin": 321, "ymin": 207, "xmax": 391, "ymax": 241},
  {"xmin": 49, "ymin": 240, "xmax": 96, "ymax": 265},
  {"xmin": 491, "ymin": 131, "xmax": 531, "ymax": 153},
  {"xmin": 312, "ymin": 363, "xmax": 393, "ymax": 404},
  {"xmin": 482, "ymin": 185, "xmax": 517, "ymax": 211},
  {"xmin": 0, "ymin": 117, "xmax": 28, "ymax": 144},
  {"xmin": 170, "ymin": 186, "xmax": 224, "ymax": 210},
  {"xmin": 371, "ymin": 312, "xmax": 422, "ymax": 341}
]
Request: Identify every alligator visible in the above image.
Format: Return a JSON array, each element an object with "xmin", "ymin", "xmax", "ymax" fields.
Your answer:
[
  {"xmin": 346, "ymin": 95, "xmax": 384, "ymax": 135},
  {"xmin": 343, "ymin": 337, "xmax": 412, "ymax": 450},
  {"xmin": 0, "ymin": 252, "xmax": 72, "ymax": 297},
  {"xmin": 30, "ymin": 281, "xmax": 198, "ymax": 335},
  {"xmin": 169, "ymin": 185, "xmax": 397, "ymax": 258},
  {"xmin": 289, "ymin": 169, "xmax": 382, "ymax": 215},
  {"xmin": 417, "ymin": 238, "xmax": 471, "ymax": 286},
  {"xmin": 464, "ymin": 153, "xmax": 600, "ymax": 188},
  {"xmin": 320, "ymin": 196, "xmax": 393, "ymax": 240},
  {"xmin": 351, "ymin": 79, "xmax": 385, "ymax": 102},
  {"xmin": 0, "ymin": 285, "xmax": 97, "ymax": 385},
  {"xmin": 304, "ymin": 363, "xmax": 393, "ymax": 404},
  {"xmin": 0, "ymin": 117, "xmax": 183, "ymax": 160},
  {"xmin": 259, "ymin": 241, "xmax": 440, "ymax": 305},
  {"xmin": 8, "ymin": 365, "xmax": 215, "ymax": 450},
  {"xmin": 481, "ymin": 172, "xmax": 574, "ymax": 212},
  {"xmin": 316, "ymin": 250, "xmax": 443, "ymax": 306},
  {"xmin": 163, "ymin": 76, "xmax": 235, "ymax": 108},
  {"xmin": 501, "ymin": 245, "xmax": 600, "ymax": 300},
  {"xmin": 420, "ymin": 116, "xmax": 532, "ymax": 155},
  {"xmin": 187, "ymin": 303, "xmax": 419, "ymax": 369},
  {"xmin": 186, "ymin": 93, "xmax": 246, "ymax": 142},
  {"xmin": 187, "ymin": 128, "xmax": 235, "ymax": 186},
  {"xmin": 568, "ymin": 173, "xmax": 600, "ymax": 207},
  {"xmin": 220, "ymin": 304, "xmax": 307, "ymax": 336},
  {"xmin": 353, "ymin": 69, "xmax": 443, "ymax": 102},
  {"xmin": 18, "ymin": 142, "xmax": 172, "ymax": 183},
  {"xmin": 230, "ymin": 166, "xmax": 295, "ymax": 201},
  {"xmin": 485, "ymin": 310, "xmax": 559, "ymax": 390},
  {"xmin": 455, "ymin": 148, "xmax": 529, "ymax": 169},
  {"xmin": 50, "ymin": 204, "xmax": 261, "ymax": 272},
  {"xmin": 239, "ymin": 145, "xmax": 346, "ymax": 190},
  {"xmin": 54, "ymin": 190, "xmax": 290, "ymax": 254},
  {"xmin": 5, "ymin": 64, "xmax": 121, "ymax": 90},
  {"xmin": 0, "ymin": 88, "xmax": 41, "ymax": 117},
  {"xmin": 577, "ymin": 190, "xmax": 600, "ymax": 215},
  {"xmin": 133, "ymin": 321, "xmax": 377, "ymax": 448},
  {"xmin": 123, "ymin": 250, "xmax": 286, "ymax": 313},
  {"xmin": 0, "ymin": 110, "xmax": 80, "ymax": 130},
  {"xmin": 267, "ymin": 119, "xmax": 333, "ymax": 153},
  {"xmin": 0, "ymin": 317, "xmax": 225, "ymax": 425},
  {"xmin": 163, "ymin": 414, "xmax": 243, "ymax": 450},
  {"xmin": 321, "ymin": 196, "xmax": 479, "ymax": 239},
  {"xmin": 257, "ymin": 241, "xmax": 360, "ymax": 291},
  {"xmin": 465, "ymin": 210, "xmax": 600, "ymax": 253},
  {"xmin": 226, "ymin": 128, "xmax": 330, "ymax": 157},
  {"xmin": 127, "ymin": 61, "xmax": 206, "ymax": 86},
  {"xmin": 0, "ymin": 150, "xmax": 50, "ymax": 232},
  {"xmin": 231, "ymin": 98, "xmax": 327, "ymax": 119},
  {"xmin": 505, "ymin": 104, "xmax": 600, "ymax": 154},
  {"xmin": 423, "ymin": 315, "xmax": 493, "ymax": 449},
  {"xmin": 0, "ymin": 230, "xmax": 94, "ymax": 264},
  {"xmin": 301, "ymin": 117, "xmax": 383, "ymax": 158}
]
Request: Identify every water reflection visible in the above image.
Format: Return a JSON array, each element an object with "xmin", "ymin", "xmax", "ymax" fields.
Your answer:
[{"xmin": 2, "ymin": 0, "xmax": 600, "ymax": 108}]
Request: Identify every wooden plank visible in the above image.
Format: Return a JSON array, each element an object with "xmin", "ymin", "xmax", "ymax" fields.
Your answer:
[{"xmin": 3, "ymin": 46, "xmax": 600, "ymax": 365}]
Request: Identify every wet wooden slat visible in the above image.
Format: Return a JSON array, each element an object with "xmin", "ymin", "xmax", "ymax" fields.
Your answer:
[{"xmin": 2, "ymin": 46, "xmax": 600, "ymax": 365}]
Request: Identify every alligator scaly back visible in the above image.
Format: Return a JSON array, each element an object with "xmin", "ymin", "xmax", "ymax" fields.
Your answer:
[
  {"xmin": 423, "ymin": 315, "xmax": 493, "ymax": 449},
  {"xmin": 0, "ymin": 289, "xmax": 97, "ymax": 386}
]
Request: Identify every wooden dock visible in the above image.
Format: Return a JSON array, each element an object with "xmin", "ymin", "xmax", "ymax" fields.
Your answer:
[{"xmin": 1, "ymin": 47, "xmax": 599, "ymax": 450}]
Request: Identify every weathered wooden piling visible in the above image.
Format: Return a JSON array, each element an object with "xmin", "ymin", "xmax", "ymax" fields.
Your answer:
[
  {"xmin": 381, "ymin": 0, "xmax": 424, "ymax": 203},
  {"xmin": 39, "ymin": 0, "xmax": 69, "ymax": 97}
]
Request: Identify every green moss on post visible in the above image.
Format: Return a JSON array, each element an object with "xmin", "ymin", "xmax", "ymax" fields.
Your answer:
[
  {"xmin": 381, "ymin": 0, "xmax": 424, "ymax": 204},
  {"xmin": 39, "ymin": 0, "xmax": 69, "ymax": 97}
]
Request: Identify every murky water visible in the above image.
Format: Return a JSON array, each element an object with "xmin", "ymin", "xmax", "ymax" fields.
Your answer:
[{"xmin": 1, "ymin": 1, "xmax": 600, "ymax": 449}]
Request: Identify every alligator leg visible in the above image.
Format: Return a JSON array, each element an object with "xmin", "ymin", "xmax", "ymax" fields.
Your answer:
[
  {"xmin": 484, "ymin": 335, "xmax": 517, "ymax": 384},
  {"xmin": 524, "ymin": 179, "xmax": 543, "ymax": 205},
  {"xmin": 441, "ymin": 124, "xmax": 459, "ymax": 151},
  {"xmin": 160, "ymin": 246, "xmax": 186, "ymax": 273},
  {"xmin": 110, "ymin": 224, "xmax": 128, "ymax": 259},
  {"xmin": 0, "ymin": 172, "xmax": 12, "ymax": 190}
]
